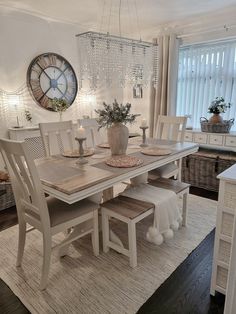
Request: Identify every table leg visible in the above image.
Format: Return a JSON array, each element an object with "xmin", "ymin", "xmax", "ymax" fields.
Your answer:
[{"xmin": 103, "ymin": 187, "xmax": 114, "ymax": 202}]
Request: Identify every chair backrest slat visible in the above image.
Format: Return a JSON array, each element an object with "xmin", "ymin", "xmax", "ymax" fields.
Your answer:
[
  {"xmin": 39, "ymin": 121, "xmax": 74, "ymax": 156},
  {"xmin": 155, "ymin": 115, "xmax": 187, "ymax": 142}
]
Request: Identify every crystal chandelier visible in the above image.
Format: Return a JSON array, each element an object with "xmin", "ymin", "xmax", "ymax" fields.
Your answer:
[{"xmin": 76, "ymin": 2, "xmax": 158, "ymax": 90}]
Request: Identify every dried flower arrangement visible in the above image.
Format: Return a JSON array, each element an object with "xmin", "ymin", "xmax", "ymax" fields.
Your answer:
[
  {"xmin": 95, "ymin": 100, "xmax": 139, "ymax": 129},
  {"xmin": 208, "ymin": 97, "xmax": 231, "ymax": 114}
]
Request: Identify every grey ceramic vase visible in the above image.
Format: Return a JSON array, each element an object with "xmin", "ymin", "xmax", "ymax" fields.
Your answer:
[{"xmin": 107, "ymin": 122, "xmax": 129, "ymax": 155}]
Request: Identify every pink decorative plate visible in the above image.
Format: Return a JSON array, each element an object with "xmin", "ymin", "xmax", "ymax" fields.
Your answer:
[
  {"xmin": 141, "ymin": 147, "xmax": 172, "ymax": 156},
  {"xmin": 97, "ymin": 143, "xmax": 110, "ymax": 149},
  {"xmin": 63, "ymin": 149, "xmax": 94, "ymax": 158},
  {"xmin": 105, "ymin": 155, "xmax": 143, "ymax": 168}
]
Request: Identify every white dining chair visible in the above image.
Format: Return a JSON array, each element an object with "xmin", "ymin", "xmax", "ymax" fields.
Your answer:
[
  {"xmin": 78, "ymin": 118, "xmax": 104, "ymax": 148},
  {"xmin": 0, "ymin": 138, "xmax": 99, "ymax": 290},
  {"xmin": 151, "ymin": 115, "xmax": 187, "ymax": 180},
  {"xmin": 39, "ymin": 121, "xmax": 75, "ymax": 156}
]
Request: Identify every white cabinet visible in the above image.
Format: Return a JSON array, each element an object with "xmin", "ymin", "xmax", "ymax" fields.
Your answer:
[
  {"xmin": 183, "ymin": 129, "xmax": 236, "ymax": 151},
  {"xmin": 211, "ymin": 165, "xmax": 236, "ymax": 296}
]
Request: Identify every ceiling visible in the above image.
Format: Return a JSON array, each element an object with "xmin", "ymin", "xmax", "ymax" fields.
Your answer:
[{"xmin": 1, "ymin": 0, "xmax": 236, "ymax": 36}]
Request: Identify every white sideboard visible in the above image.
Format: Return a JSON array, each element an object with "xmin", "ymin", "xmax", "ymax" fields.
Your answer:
[
  {"xmin": 8, "ymin": 126, "xmax": 44, "ymax": 160},
  {"xmin": 211, "ymin": 164, "xmax": 236, "ymax": 296},
  {"xmin": 183, "ymin": 129, "xmax": 236, "ymax": 152},
  {"xmin": 8, "ymin": 126, "xmax": 40, "ymax": 140}
]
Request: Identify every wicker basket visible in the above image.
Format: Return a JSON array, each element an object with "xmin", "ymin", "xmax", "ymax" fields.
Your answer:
[
  {"xmin": 200, "ymin": 117, "xmax": 234, "ymax": 133},
  {"xmin": 182, "ymin": 148, "xmax": 236, "ymax": 192},
  {"xmin": 0, "ymin": 181, "xmax": 15, "ymax": 210}
]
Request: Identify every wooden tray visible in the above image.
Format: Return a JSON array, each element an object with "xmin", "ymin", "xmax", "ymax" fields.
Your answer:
[
  {"xmin": 141, "ymin": 147, "xmax": 172, "ymax": 156},
  {"xmin": 105, "ymin": 155, "xmax": 143, "ymax": 168},
  {"xmin": 63, "ymin": 149, "xmax": 94, "ymax": 158}
]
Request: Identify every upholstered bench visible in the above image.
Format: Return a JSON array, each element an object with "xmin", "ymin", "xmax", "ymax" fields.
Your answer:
[{"xmin": 101, "ymin": 195, "xmax": 154, "ymax": 267}]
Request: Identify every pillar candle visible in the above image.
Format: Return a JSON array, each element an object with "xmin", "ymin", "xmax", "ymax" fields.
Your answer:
[
  {"xmin": 77, "ymin": 126, "xmax": 86, "ymax": 138},
  {"xmin": 141, "ymin": 119, "xmax": 147, "ymax": 127}
]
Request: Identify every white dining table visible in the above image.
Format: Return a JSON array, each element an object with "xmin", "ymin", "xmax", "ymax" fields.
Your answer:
[
  {"xmin": 36, "ymin": 138, "xmax": 199, "ymax": 204},
  {"xmin": 35, "ymin": 138, "xmax": 198, "ymax": 255}
]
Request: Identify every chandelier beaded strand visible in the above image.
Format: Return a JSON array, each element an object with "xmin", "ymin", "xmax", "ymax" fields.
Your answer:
[{"xmin": 76, "ymin": 31, "xmax": 158, "ymax": 90}]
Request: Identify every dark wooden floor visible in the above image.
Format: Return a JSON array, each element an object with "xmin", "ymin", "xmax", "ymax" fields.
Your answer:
[
  {"xmin": 0, "ymin": 187, "xmax": 223, "ymax": 314},
  {"xmin": 138, "ymin": 230, "xmax": 225, "ymax": 314}
]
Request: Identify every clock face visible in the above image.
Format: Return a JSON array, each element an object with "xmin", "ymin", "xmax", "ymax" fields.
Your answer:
[{"xmin": 27, "ymin": 53, "xmax": 78, "ymax": 111}]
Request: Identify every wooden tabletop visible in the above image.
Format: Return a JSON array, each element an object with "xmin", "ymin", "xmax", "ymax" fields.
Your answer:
[{"xmin": 36, "ymin": 138, "xmax": 198, "ymax": 203}]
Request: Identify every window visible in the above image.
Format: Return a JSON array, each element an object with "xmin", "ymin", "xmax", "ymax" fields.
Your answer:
[{"xmin": 176, "ymin": 41, "xmax": 236, "ymax": 130}]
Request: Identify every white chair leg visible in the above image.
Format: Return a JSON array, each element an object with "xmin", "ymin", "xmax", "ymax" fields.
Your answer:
[
  {"xmin": 176, "ymin": 159, "xmax": 182, "ymax": 181},
  {"xmin": 40, "ymin": 234, "xmax": 52, "ymax": 290},
  {"xmin": 102, "ymin": 209, "xmax": 110, "ymax": 253},
  {"xmin": 182, "ymin": 191, "xmax": 188, "ymax": 227},
  {"xmin": 128, "ymin": 221, "xmax": 137, "ymax": 268},
  {"xmin": 91, "ymin": 209, "xmax": 99, "ymax": 256},
  {"xmin": 16, "ymin": 220, "xmax": 26, "ymax": 267}
]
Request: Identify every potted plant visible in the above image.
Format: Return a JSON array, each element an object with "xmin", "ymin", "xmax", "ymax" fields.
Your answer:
[
  {"xmin": 25, "ymin": 110, "xmax": 32, "ymax": 125},
  {"xmin": 95, "ymin": 100, "xmax": 138, "ymax": 155},
  {"xmin": 51, "ymin": 98, "xmax": 69, "ymax": 121},
  {"xmin": 208, "ymin": 97, "xmax": 231, "ymax": 124}
]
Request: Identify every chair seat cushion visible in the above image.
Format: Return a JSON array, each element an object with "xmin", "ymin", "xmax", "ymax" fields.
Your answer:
[{"xmin": 47, "ymin": 197, "xmax": 98, "ymax": 227}]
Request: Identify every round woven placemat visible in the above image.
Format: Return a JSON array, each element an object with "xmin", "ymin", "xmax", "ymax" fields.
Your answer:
[
  {"xmin": 105, "ymin": 155, "xmax": 143, "ymax": 168},
  {"xmin": 62, "ymin": 149, "xmax": 94, "ymax": 158},
  {"xmin": 141, "ymin": 147, "xmax": 172, "ymax": 156}
]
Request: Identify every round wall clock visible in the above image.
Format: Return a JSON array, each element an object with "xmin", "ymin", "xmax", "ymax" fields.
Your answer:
[{"xmin": 27, "ymin": 52, "xmax": 78, "ymax": 110}]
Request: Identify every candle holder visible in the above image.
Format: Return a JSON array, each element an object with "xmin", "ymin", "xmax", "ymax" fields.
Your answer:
[
  {"xmin": 75, "ymin": 137, "xmax": 88, "ymax": 164},
  {"xmin": 139, "ymin": 126, "xmax": 149, "ymax": 147}
]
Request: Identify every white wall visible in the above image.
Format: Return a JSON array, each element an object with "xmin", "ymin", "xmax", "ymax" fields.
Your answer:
[
  {"xmin": 0, "ymin": 9, "xmax": 84, "ymax": 129},
  {"xmin": 0, "ymin": 8, "xmax": 128, "ymax": 169},
  {"xmin": 123, "ymin": 85, "xmax": 151, "ymax": 134}
]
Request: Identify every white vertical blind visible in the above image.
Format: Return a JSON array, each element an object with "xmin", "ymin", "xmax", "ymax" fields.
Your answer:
[{"xmin": 176, "ymin": 41, "xmax": 236, "ymax": 130}]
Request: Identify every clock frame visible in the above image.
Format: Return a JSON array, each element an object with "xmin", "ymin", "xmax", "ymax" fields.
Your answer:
[{"xmin": 27, "ymin": 52, "xmax": 78, "ymax": 111}]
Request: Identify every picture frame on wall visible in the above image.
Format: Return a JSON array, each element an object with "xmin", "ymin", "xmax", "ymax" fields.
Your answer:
[{"xmin": 133, "ymin": 84, "xmax": 143, "ymax": 99}]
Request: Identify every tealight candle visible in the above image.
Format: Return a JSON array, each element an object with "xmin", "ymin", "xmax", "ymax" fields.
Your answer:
[
  {"xmin": 77, "ymin": 125, "xmax": 86, "ymax": 138},
  {"xmin": 141, "ymin": 119, "xmax": 147, "ymax": 127}
]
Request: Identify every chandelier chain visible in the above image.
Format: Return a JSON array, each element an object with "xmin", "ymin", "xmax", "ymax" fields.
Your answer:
[
  {"xmin": 134, "ymin": 0, "xmax": 141, "ymax": 41},
  {"xmin": 119, "ymin": 0, "xmax": 122, "ymax": 37},
  {"xmin": 126, "ymin": 0, "xmax": 133, "ymax": 39},
  {"xmin": 99, "ymin": 0, "xmax": 107, "ymax": 33},
  {"xmin": 108, "ymin": 0, "xmax": 113, "ymax": 34}
]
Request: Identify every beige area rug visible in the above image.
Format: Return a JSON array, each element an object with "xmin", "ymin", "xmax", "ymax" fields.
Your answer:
[{"xmin": 0, "ymin": 195, "xmax": 217, "ymax": 314}]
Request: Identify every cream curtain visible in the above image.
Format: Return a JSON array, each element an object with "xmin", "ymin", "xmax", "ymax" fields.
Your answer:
[{"xmin": 149, "ymin": 34, "xmax": 180, "ymax": 137}]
